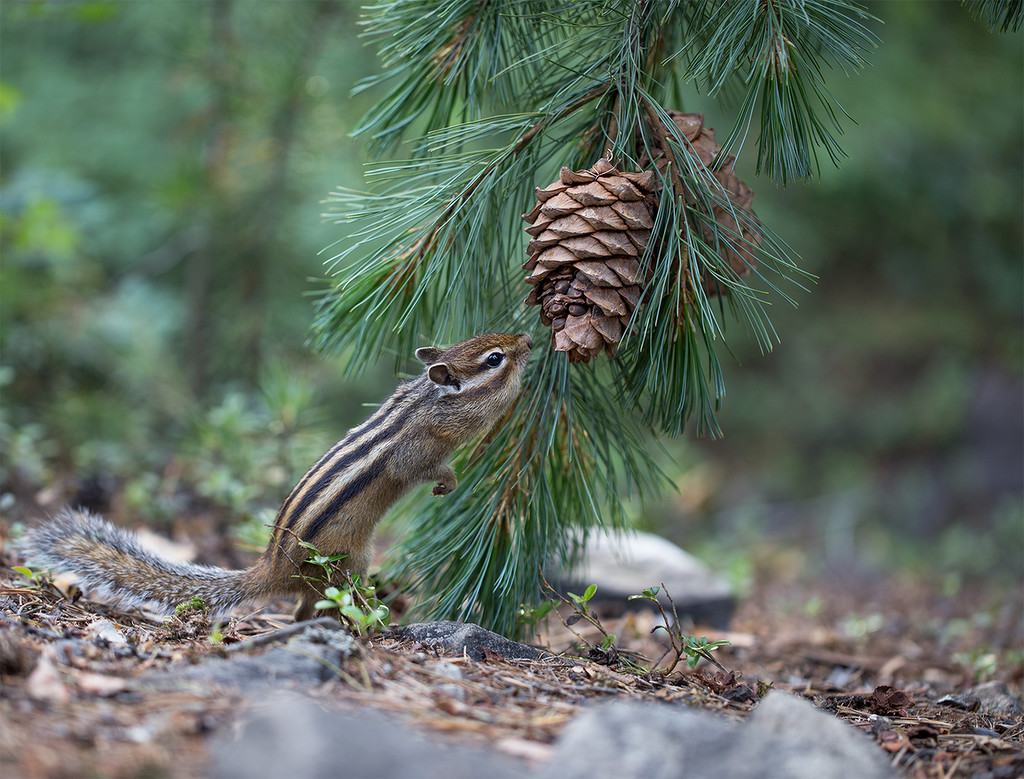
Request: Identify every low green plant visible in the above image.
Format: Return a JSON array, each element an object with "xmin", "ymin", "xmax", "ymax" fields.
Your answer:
[
  {"xmin": 540, "ymin": 575, "xmax": 731, "ymax": 674},
  {"xmin": 209, "ymin": 621, "xmax": 226, "ymax": 644},
  {"xmin": 174, "ymin": 596, "xmax": 207, "ymax": 616},
  {"xmin": 296, "ymin": 540, "xmax": 348, "ymax": 583},
  {"xmin": 12, "ymin": 564, "xmax": 47, "ymax": 584},
  {"xmin": 628, "ymin": 585, "xmax": 731, "ymax": 673},
  {"xmin": 538, "ymin": 576, "xmax": 619, "ymax": 659},
  {"xmin": 314, "ymin": 583, "xmax": 390, "ymax": 637},
  {"xmin": 515, "ymin": 599, "xmax": 554, "ymax": 631},
  {"xmin": 297, "ymin": 540, "xmax": 390, "ymax": 636},
  {"xmin": 952, "ymin": 649, "xmax": 999, "ymax": 683},
  {"xmin": 164, "ymin": 596, "xmax": 213, "ymax": 641}
]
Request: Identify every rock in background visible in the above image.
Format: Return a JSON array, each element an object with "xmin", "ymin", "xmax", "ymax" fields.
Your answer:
[{"xmin": 558, "ymin": 529, "xmax": 734, "ymax": 628}]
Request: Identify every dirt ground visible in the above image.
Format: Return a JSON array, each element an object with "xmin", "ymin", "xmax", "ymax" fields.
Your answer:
[{"xmin": 0, "ymin": 532, "xmax": 1021, "ymax": 779}]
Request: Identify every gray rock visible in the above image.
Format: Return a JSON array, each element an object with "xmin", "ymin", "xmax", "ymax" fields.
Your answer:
[
  {"xmin": 746, "ymin": 692, "xmax": 897, "ymax": 778},
  {"xmin": 212, "ymin": 693, "xmax": 524, "ymax": 779},
  {"xmin": 559, "ymin": 529, "xmax": 735, "ymax": 628},
  {"xmin": 389, "ymin": 621, "xmax": 550, "ymax": 662},
  {"xmin": 542, "ymin": 692, "xmax": 896, "ymax": 779},
  {"xmin": 140, "ymin": 622, "xmax": 358, "ymax": 692},
  {"xmin": 938, "ymin": 680, "xmax": 1023, "ymax": 718}
]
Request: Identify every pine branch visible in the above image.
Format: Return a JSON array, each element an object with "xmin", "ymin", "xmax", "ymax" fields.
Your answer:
[
  {"xmin": 315, "ymin": 0, "xmax": 874, "ymax": 635},
  {"xmin": 685, "ymin": 0, "xmax": 878, "ymax": 184},
  {"xmin": 353, "ymin": 0, "xmax": 558, "ymax": 156}
]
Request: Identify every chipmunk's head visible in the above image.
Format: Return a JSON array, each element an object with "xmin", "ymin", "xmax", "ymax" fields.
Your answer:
[{"xmin": 415, "ymin": 332, "xmax": 533, "ymax": 434}]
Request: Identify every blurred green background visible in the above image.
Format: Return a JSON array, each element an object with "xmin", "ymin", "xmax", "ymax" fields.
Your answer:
[{"xmin": 1, "ymin": 2, "xmax": 1021, "ymax": 593}]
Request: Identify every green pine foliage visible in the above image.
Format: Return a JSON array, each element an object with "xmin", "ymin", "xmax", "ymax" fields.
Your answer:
[
  {"xmin": 962, "ymin": 0, "xmax": 1023, "ymax": 32},
  {"xmin": 314, "ymin": 0, "xmax": 879, "ymax": 636}
]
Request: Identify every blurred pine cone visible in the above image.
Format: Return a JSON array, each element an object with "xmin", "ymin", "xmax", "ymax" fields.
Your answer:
[{"xmin": 640, "ymin": 111, "xmax": 762, "ymax": 295}]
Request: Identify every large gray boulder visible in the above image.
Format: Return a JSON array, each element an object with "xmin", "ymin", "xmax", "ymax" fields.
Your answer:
[
  {"xmin": 212, "ymin": 693, "xmax": 524, "ymax": 779},
  {"xmin": 541, "ymin": 692, "xmax": 896, "ymax": 779}
]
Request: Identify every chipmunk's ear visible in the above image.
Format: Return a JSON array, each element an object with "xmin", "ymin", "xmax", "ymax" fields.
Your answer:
[
  {"xmin": 415, "ymin": 346, "xmax": 443, "ymax": 365},
  {"xmin": 427, "ymin": 362, "xmax": 460, "ymax": 389}
]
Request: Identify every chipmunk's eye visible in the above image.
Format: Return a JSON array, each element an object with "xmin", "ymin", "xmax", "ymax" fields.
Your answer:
[{"xmin": 485, "ymin": 352, "xmax": 504, "ymax": 368}]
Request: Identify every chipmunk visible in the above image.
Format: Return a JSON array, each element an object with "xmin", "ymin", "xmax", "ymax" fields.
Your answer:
[{"xmin": 20, "ymin": 332, "xmax": 533, "ymax": 622}]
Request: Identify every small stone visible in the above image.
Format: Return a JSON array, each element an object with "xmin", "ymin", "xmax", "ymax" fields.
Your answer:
[
  {"xmin": 541, "ymin": 695, "xmax": 896, "ymax": 779},
  {"xmin": 388, "ymin": 622, "xmax": 551, "ymax": 662},
  {"xmin": 86, "ymin": 618, "xmax": 128, "ymax": 647},
  {"xmin": 26, "ymin": 650, "xmax": 70, "ymax": 705},
  {"xmin": 938, "ymin": 681, "xmax": 1023, "ymax": 718}
]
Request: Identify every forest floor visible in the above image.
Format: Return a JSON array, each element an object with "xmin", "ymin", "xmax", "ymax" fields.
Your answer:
[{"xmin": 0, "ymin": 532, "xmax": 1021, "ymax": 779}]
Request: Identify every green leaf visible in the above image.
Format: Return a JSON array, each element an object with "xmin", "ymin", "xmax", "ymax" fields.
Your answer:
[{"xmin": 340, "ymin": 605, "xmax": 367, "ymax": 621}]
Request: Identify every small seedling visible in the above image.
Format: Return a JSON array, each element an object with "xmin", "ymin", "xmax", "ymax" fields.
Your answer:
[
  {"xmin": 297, "ymin": 540, "xmax": 349, "ymax": 577},
  {"xmin": 209, "ymin": 622, "xmax": 226, "ymax": 644},
  {"xmin": 678, "ymin": 634, "xmax": 731, "ymax": 670},
  {"xmin": 538, "ymin": 573, "xmax": 622, "ymax": 664},
  {"xmin": 294, "ymin": 540, "xmax": 390, "ymax": 636},
  {"xmin": 12, "ymin": 565, "xmax": 46, "ymax": 583},
  {"xmin": 567, "ymin": 584, "xmax": 598, "ymax": 611},
  {"xmin": 315, "ymin": 583, "xmax": 390, "ymax": 637},
  {"xmin": 629, "ymin": 583, "xmax": 731, "ymax": 674},
  {"xmin": 516, "ymin": 599, "xmax": 554, "ymax": 629},
  {"xmin": 12, "ymin": 565, "xmax": 60, "ymax": 596}
]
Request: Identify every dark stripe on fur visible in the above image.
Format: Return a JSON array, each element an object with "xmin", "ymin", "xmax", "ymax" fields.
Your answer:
[
  {"xmin": 280, "ymin": 406, "xmax": 409, "ymax": 533},
  {"xmin": 300, "ymin": 457, "xmax": 388, "ymax": 544},
  {"xmin": 271, "ymin": 386, "xmax": 414, "ymax": 528}
]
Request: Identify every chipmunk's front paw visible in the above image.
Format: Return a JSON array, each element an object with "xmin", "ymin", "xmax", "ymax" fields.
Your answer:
[
  {"xmin": 432, "ymin": 479, "xmax": 456, "ymax": 496},
  {"xmin": 431, "ymin": 466, "xmax": 457, "ymax": 496}
]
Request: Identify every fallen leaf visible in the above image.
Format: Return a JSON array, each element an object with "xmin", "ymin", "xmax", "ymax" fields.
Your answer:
[
  {"xmin": 867, "ymin": 685, "xmax": 915, "ymax": 716},
  {"xmin": 878, "ymin": 728, "xmax": 911, "ymax": 752}
]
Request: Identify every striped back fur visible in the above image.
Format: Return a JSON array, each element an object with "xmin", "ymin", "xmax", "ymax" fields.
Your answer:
[{"xmin": 265, "ymin": 332, "xmax": 532, "ymax": 586}]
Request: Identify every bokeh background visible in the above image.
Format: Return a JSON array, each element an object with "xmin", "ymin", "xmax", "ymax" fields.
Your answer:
[{"xmin": 2, "ymin": 2, "xmax": 1021, "ymax": 608}]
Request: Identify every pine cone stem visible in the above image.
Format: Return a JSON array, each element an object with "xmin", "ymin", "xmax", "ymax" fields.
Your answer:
[{"xmin": 643, "ymin": 99, "xmax": 690, "ymax": 205}]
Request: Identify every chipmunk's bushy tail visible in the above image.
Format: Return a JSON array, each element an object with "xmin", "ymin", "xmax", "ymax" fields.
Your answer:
[{"xmin": 19, "ymin": 508, "xmax": 264, "ymax": 616}]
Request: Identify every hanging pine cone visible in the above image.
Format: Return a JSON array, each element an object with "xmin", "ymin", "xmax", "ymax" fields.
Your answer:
[
  {"xmin": 522, "ymin": 158, "xmax": 657, "ymax": 363},
  {"xmin": 640, "ymin": 111, "xmax": 762, "ymax": 296}
]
